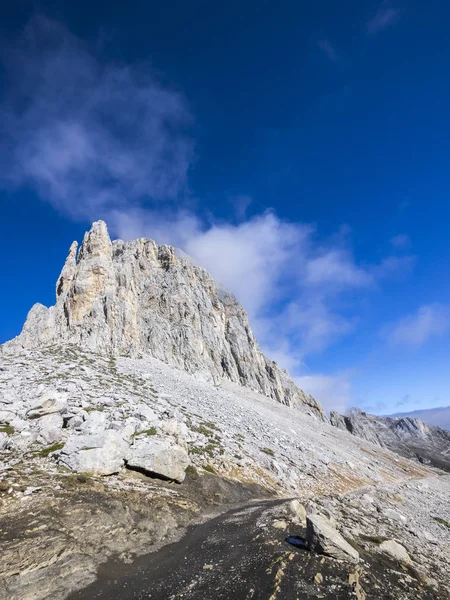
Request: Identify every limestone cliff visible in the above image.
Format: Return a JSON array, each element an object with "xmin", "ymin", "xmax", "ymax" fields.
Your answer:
[{"xmin": 6, "ymin": 221, "xmax": 325, "ymax": 419}]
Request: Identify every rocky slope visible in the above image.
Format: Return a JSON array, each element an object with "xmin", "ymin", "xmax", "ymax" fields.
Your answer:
[
  {"xmin": 330, "ymin": 409, "xmax": 450, "ymax": 473},
  {"xmin": 1, "ymin": 222, "xmax": 450, "ymax": 600},
  {"xmin": 1, "ymin": 346, "xmax": 448, "ymax": 599},
  {"xmin": 5, "ymin": 221, "xmax": 323, "ymax": 419}
]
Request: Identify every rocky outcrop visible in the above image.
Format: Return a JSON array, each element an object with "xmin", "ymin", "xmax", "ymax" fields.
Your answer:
[
  {"xmin": 330, "ymin": 408, "xmax": 450, "ymax": 472},
  {"xmin": 6, "ymin": 221, "xmax": 324, "ymax": 419},
  {"xmin": 126, "ymin": 437, "xmax": 190, "ymax": 483},
  {"xmin": 306, "ymin": 513, "xmax": 360, "ymax": 563}
]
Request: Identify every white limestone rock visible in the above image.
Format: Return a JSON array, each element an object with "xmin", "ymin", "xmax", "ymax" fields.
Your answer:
[
  {"xmin": 306, "ymin": 513, "xmax": 360, "ymax": 563},
  {"xmin": 57, "ymin": 429, "xmax": 132, "ymax": 475},
  {"xmin": 378, "ymin": 540, "xmax": 412, "ymax": 565},
  {"xmin": 126, "ymin": 436, "xmax": 190, "ymax": 483},
  {"xmin": 36, "ymin": 413, "xmax": 64, "ymax": 445},
  {"xmin": 5, "ymin": 221, "xmax": 325, "ymax": 420}
]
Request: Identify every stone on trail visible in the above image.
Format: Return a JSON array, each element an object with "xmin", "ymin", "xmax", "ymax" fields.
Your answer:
[
  {"xmin": 306, "ymin": 513, "xmax": 359, "ymax": 563},
  {"xmin": 378, "ymin": 539, "xmax": 412, "ymax": 565}
]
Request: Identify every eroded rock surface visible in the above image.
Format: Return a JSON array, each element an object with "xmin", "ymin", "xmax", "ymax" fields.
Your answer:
[
  {"xmin": 5, "ymin": 221, "xmax": 324, "ymax": 419},
  {"xmin": 306, "ymin": 513, "xmax": 359, "ymax": 563},
  {"xmin": 330, "ymin": 408, "xmax": 450, "ymax": 472}
]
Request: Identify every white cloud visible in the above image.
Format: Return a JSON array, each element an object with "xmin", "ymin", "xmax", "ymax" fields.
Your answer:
[
  {"xmin": 318, "ymin": 40, "xmax": 339, "ymax": 63},
  {"xmin": 367, "ymin": 6, "xmax": 401, "ymax": 35},
  {"xmin": 373, "ymin": 255, "xmax": 416, "ymax": 279},
  {"xmin": 390, "ymin": 234, "xmax": 410, "ymax": 249},
  {"xmin": 294, "ymin": 373, "xmax": 353, "ymax": 414},
  {"xmin": 0, "ymin": 17, "xmax": 419, "ymax": 413},
  {"xmin": 385, "ymin": 303, "xmax": 450, "ymax": 347},
  {"xmin": 0, "ymin": 17, "xmax": 193, "ymax": 220},
  {"xmin": 306, "ymin": 250, "xmax": 373, "ymax": 288}
]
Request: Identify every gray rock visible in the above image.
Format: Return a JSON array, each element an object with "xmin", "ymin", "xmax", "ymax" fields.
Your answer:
[
  {"xmin": 58, "ymin": 429, "xmax": 131, "ymax": 475},
  {"xmin": 288, "ymin": 499, "xmax": 307, "ymax": 524},
  {"xmin": 36, "ymin": 413, "xmax": 64, "ymax": 444},
  {"xmin": 80, "ymin": 410, "xmax": 108, "ymax": 434},
  {"xmin": 0, "ymin": 432, "xmax": 8, "ymax": 450},
  {"xmin": 27, "ymin": 393, "xmax": 67, "ymax": 419},
  {"xmin": 306, "ymin": 513, "xmax": 359, "ymax": 563},
  {"xmin": 6, "ymin": 221, "xmax": 325, "ymax": 421},
  {"xmin": 126, "ymin": 436, "xmax": 190, "ymax": 483},
  {"xmin": 378, "ymin": 540, "xmax": 412, "ymax": 565}
]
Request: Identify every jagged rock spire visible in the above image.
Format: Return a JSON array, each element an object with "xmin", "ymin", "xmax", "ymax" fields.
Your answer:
[
  {"xmin": 56, "ymin": 241, "xmax": 78, "ymax": 299},
  {"xmin": 5, "ymin": 221, "xmax": 326, "ymax": 420}
]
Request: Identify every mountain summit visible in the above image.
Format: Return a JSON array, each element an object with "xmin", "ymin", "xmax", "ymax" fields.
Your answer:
[{"xmin": 7, "ymin": 221, "xmax": 324, "ymax": 419}]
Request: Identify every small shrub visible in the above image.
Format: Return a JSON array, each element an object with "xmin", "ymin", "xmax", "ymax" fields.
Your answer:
[
  {"xmin": 260, "ymin": 447, "xmax": 275, "ymax": 457},
  {"xmin": 202, "ymin": 421, "xmax": 221, "ymax": 432},
  {"xmin": 0, "ymin": 424, "xmax": 14, "ymax": 436},
  {"xmin": 433, "ymin": 517, "xmax": 450, "ymax": 528},
  {"xmin": 37, "ymin": 442, "xmax": 65, "ymax": 458},
  {"xmin": 133, "ymin": 427, "xmax": 157, "ymax": 438},
  {"xmin": 185, "ymin": 465, "xmax": 199, "ymax": 479}
]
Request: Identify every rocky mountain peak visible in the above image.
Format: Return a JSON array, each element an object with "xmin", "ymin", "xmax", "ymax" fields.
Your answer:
[{"xmin": 6, "ymin": 221, "xmax": 325, "ymax": 419}]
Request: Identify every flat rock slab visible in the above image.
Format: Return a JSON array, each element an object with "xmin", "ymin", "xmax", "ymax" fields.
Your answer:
[
  {"xmin": 126, "ymin": 436, "xmax": 190, "ymax": 482},
  {"xmin": 306, "ymin": 513, "xmax": 359, "ymax": 563}
]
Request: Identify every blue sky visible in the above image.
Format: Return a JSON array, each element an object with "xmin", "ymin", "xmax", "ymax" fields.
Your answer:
[{"xmin": 1, "ymin": 1, "xmax": 450, "ymax": 414}]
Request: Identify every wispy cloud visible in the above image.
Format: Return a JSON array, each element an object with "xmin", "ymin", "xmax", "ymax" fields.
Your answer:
[
  {"xmin": 384, "ymin": 303, "xmax": 450, "ymax": 347},
  {"xmin": 0, "ymin": 16, "xmax": 194, "ymax": 220},
  {"xmin": 318, "ymin": 40, "xmax": 339, "ymax": 62},
  {"xmin": 390, "ymin": 233, "xmax": 411, "ymax": 249},
  {"xmin": 367, "ymin": 6, "xmax": 402, "ymax": 35},
  {"xmin": 306, "ymin": 250, "xmax": 373, "ymax": 288},
  {"xmin": 295, "ymin": 372, "xmax": 353, "ymax": 414},
  {"xmin": 0, "ymin": 17, "xmax": 417, "ymax": 412}
]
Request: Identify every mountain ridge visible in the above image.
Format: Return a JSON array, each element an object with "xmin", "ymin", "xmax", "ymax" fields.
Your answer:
[
  {"xmin": 387, "ymin": 405, "xmax": 450, "ymax": 431},
  {"xmin": 4, "ymin": 220, "xmax": 325, "ymax": 420}
]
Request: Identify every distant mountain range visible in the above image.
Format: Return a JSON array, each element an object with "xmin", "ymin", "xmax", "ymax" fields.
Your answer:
[{"xmin": 388, "ymin": 405, "xmax": 450, "ymax": 431}]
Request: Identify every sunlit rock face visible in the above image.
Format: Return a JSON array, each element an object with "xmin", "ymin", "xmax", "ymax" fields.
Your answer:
[{"xmin": 6, "ymin": 221, "xmax": 325, "ymax": 420}]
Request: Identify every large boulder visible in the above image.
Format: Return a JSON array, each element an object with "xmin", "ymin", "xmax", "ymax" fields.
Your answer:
[
  {"xmin": 378, "ymin": 540, "xmax": 412, "ymax": 565},
  {"xmin": 26, "ymin": 391, "xmax": 68, "ymax": 419},
  {"xmin": 36, "ymin": 413, "xmax": 64, "ymax": 445},
  {"xmin": 306, "ymin": 514, "xmax": 359, "ymax": 563},
  {"xmin": 126, "ymin": 436, "xmax": 190, "ymax": 483},
  {"xmin": 58, "ymin": 429, "xmax": 131, "ymax": 475}
]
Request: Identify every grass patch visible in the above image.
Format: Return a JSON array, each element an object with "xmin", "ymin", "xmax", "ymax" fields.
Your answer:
[
  {"xmin": 0, "ymin": 424, "xmax": 14, "ymax": 436},
  {"xmin": 360, "ymin": 534, "xmax": 389, "ymax": 544},
  {"xmin": 83, "ymin": 407, "xmax": 105, "ymax": 413},
  {"xmin": 189, "ymin": 441, "xmax": 223, "ymax": 457},
  {"xmin": 191, "ymin": 424, "xmax": 214, "ymax": 436},
  {"xmin": 234, "ymin": 433, "xmax": 245, "ymax": 441},
  {"xmin": 202, "ymin": 421, "xmax": 221, "ymax": 432},
  {"xmin": 433, "ymin": 517, "xmax": 450, "ymax": 528},
  {"xmin": 37, "ymin": 442, "xmax": 65, "ymax": 458},
  {"xmin": 185, "ymin": 465, "xmax": 199, "ymax": 479},
  {"xmin": 203, "ymin": 464, "xmax": 216, "ymax": 474},
  {"xmin": 260, "ymin": 447, "xmax": 275, "ymax": 457},
  {"xmin": 132, "ymin": 426, "xmax": 157, "ymax": 438}
]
